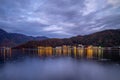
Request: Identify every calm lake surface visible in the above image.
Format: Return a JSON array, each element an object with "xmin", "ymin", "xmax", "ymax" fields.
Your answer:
[{"xmin": 0, "ymin": 48, "xmax": 120, "ymax": 80}]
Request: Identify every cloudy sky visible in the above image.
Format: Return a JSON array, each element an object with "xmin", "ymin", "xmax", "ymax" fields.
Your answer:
[{"xmin": 0, "ymin": 0, "xmax": 120, "ymax": 38}]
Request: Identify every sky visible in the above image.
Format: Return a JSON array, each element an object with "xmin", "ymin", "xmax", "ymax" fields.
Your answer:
[{"xmin": 0, "ymin": 0, "xmax": 120, "ymax": 38}]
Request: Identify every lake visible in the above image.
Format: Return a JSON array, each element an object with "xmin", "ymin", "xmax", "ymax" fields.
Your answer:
[{"xmin": 0, "ymin": 48, "xmax": 120, "ymax": 80}]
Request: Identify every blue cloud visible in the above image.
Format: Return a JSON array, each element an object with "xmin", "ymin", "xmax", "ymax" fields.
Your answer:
[{"xmin": 0, "ymin": 0, "xmax": 120, "ymax": 38}]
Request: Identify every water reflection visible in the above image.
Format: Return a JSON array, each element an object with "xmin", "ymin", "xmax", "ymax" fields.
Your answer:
[
  {"xmin": 0, "ymin": 46, "xmax": 120, "ymax": 80},
  {"xmin": 0, "ymin": 58, "xmax": 120, "ymax": 80},
  {"xmin": 0, "ymin": 48, "xmax": 12, "ymax": 62},
  {"xmin": 0, "ymin": 46, "xmax": 120, "ymax": 62}
]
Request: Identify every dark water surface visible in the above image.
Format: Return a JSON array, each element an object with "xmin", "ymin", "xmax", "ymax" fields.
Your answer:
[
  {"xmin": 0, "ymin": 57, "xmax": 120, "ymax": 80},
  {"xmin": 0, "ymin": 48, "xmax": 120, "ymax": 80}
]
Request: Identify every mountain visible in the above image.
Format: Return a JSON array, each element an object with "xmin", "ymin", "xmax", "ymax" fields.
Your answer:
[
  {"xmin": 70, "ymin": 29, "xmax": 120, "ymax": 46},
  {"xmin": 0, "ymin": 29, "xmax": 48, "ymax": 47},
  {"xmin": 14, "ymin": 29, "xmax": 120, "ymax": 49}
]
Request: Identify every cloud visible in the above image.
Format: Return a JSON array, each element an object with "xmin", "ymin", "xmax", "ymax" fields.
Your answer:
[
  {"xmin": 43, "ymin": 25, "xmax": 63, "ymax": 32},
  {"xmin": 82, "ymin": 0, "xmax": 97, "ymax": 16},
  {"xmin": 0, "ymin": 0, "xmax": 120, "ymax": 38},
  {"xmin": 107, "ymin": 0, "xmax": 120, "ymax": 6}
]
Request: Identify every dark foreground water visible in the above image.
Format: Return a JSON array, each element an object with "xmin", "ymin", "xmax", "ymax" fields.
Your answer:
[
  {"xmin": 0, "ymin": 48, "xmax": 120, "ymax": 80},
  {"xmin": 0, "ymin": 57, "xmax": 120, "ymax": 80}
]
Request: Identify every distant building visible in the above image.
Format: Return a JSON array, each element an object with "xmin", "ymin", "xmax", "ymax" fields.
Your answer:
[
  {"xmin": 55, "ymin": 47, "xmax": 62, "ymax": 55},
  {"xmin": 78, "ymin": 44, "xmax": 84, "ymax": 48},
  {"xmin": 62, "ymin": 45, "xmax": 68, "ymax": 56}
]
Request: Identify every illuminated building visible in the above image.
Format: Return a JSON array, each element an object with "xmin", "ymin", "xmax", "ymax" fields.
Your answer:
[
  {"xmin": 55, "ymin": 47, "xmax": 62, "ymax": 56},
  {"xmin": 87, "ymin": 45, "xmax": 93, "ymax": 59},
  {"xmin": 77, "ymin": 47, "xmax": 84, "ymax": 58},
  {"xmin": 44, "ymin": 47, "xmax": 53, "ymax": 56},
  {"xmin": 72, "ymin": 46, "xmax": 77, "ymax": 58},
  {"xmin": 62, "ymin": 45, "xmax": 68, "ymax": 56},
  {"xmin": 67, "ymin": 46, "xmax": 72, "ymax": 56},
  {"xmin": 38, "ymin": 46, "xmax": 45, "ymax": 56}
]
